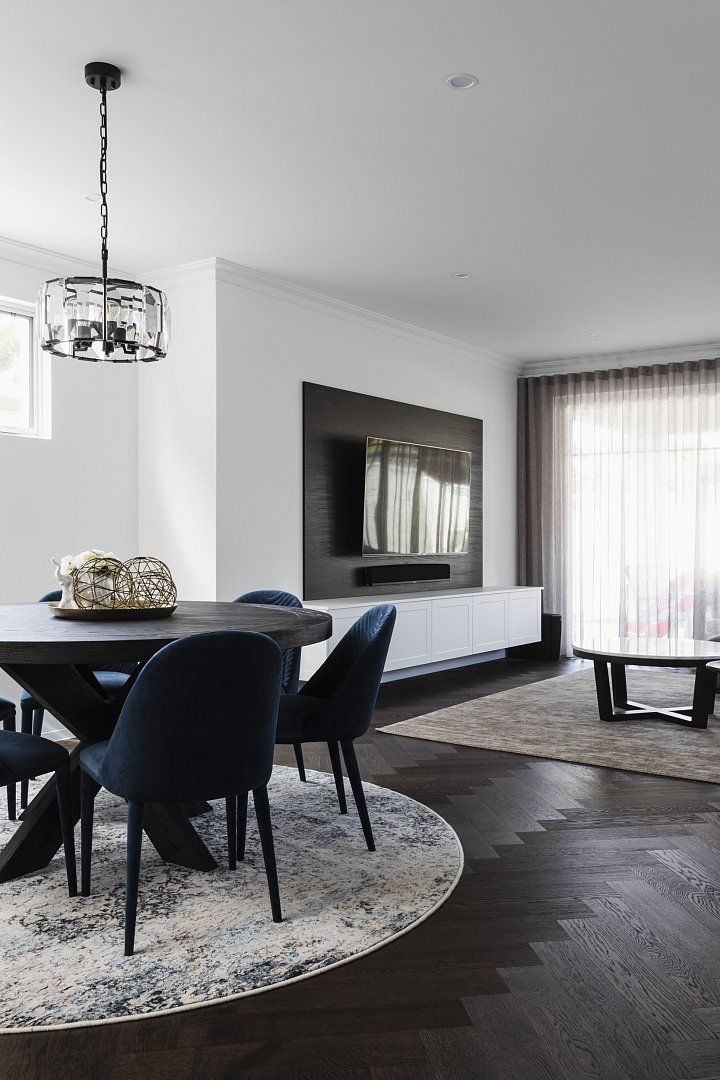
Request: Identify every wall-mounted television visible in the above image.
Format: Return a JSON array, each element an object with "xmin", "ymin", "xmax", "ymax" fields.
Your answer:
[{"xmin": 362, "ymin": 436, "xmax": 471, "ymax": 556}]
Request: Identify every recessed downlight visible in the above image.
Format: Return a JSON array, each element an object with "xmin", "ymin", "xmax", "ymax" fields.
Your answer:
[
  {"xmin": 445, "ymin": 74, "xmax": 478, "ymax": 90},
  {"xmin": 452, "ymin": 272, "xmax": 473, "ymax": 279},
  {"xmin": 585, "ymin": 330, "xmax": 601, "ymax": 339}
]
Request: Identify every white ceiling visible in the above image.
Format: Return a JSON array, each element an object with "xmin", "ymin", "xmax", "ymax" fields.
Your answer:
[{"xmin": 3, "ymin": 0, "xmax": 720, "ymax": 362}]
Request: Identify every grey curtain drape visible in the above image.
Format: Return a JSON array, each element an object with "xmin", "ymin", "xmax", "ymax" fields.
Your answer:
[{"xmin": 518, "ymin": 359, "xmax": 720, "ymax": 654}]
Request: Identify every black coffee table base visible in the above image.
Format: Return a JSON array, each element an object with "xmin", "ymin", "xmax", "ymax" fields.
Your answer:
[{"xmin": 592, "ymin": 660, "xmax": 717, "ymax": 729}]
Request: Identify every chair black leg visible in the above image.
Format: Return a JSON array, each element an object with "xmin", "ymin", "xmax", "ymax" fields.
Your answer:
[
  {"xmin": 2, "ymin": 710, "xmax": 16, "ymax": 821},
  {"xmin": 80, "ymin": 768, "xmax": 96, "ymax": 897},
  {"xmin": 293, "ymin": 743, "xmax": 307, "ymax": 782},
  {"xmin": 340, "ymin": 741, "xmax": 375, "ymax": 852},
  {"xmin": 226, "ymin": 796, "xmax": 237, "ymax": 870},
  {"xmin": 5, "ymin": 779, "xmax": 15, "ymax": 823},
  {"xmin": 19, "ymin": 699, "xmax": 35, "ymax": 810},
  {"xmin": 125, "ymin": 801, "xmax": 144, "ymax": 957},
  {"xmin": 236, "ymin": 790, "xmax": 248, "ymax": 861},
  {"xmin": 253, "ymin": 785, "xmax": 282, "ymax": 923},
  {"xmin": 55, "ymin": 766, "xmax": 77, "ymax": 897},
  {"xmin": 327, "ymin": 740, "xmax": 347, "ymax": 814}
]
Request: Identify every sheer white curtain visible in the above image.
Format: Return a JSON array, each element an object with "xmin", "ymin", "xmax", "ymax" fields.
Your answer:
[{"xmin": 518, "ymin": 360, "xmax": 720, "ymax": 654}]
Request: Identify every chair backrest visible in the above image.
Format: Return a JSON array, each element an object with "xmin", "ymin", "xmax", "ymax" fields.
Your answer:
[
  {"xmin": 99, "ymin": 630, "xmax": 282, "ymax": 803},
  {"xmin": 235, "ymin": 589, "xmax": 303, "ymax": 695},
  {"xmin": 39, "ymin": 590, "xmax": 61, "ymax": 603},
  {"xmin": 299, "ymin": 604, "xmax": 396, "ymax": 740}
]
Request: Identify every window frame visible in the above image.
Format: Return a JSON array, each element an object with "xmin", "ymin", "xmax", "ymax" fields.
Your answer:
[{"xmin": 0, "ymin": 296, "xmax": 43, "ymax": 438}]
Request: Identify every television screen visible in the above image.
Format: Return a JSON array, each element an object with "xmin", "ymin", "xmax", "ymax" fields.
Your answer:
[{"xmin": 362, "ymin": 437, "xmax": 471, "ymax": 556}]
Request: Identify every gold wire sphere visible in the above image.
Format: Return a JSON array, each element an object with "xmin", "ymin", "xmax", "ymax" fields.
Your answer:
[
  {"xmin": 71, "ymin": 555, "xmax": 177, "ymax": 611},
  {"xmin": 122, "ymin": 556, "xmax": 178, "ymax": 609},
  {"xmin": 72, "ymin": 557, "xmax": 133, "ymax": 610}
]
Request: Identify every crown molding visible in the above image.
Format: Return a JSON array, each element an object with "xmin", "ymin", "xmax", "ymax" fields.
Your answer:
[
  {"xmin": 215, "ymin": 259, "xmax": 522, "ymax": 373},
  {"xmin": 7, "ymin": 239, "xmax": 716, "ymax": 379},
  {"xmin": 522, "ymin": 341, "xmax": 720, "ymax": 376},
  {"xmin": 0, "ymin": 235, "xmax": 99, "ymax": 276},
  {"xmin": 145, "ymin": 256, "xmax": 522, "ymax": 374},
  {"xmin": 0, "ymin": 235, "xmax": 136, "ymax": 280},
  {"xmin": 144, "ymin": 258, "xmax": 218, "ymax": 290}
]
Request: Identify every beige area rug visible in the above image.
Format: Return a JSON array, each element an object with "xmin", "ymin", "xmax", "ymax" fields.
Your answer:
[{"xmin": 379, "ymin": 668, "xmax": 720, "ymax": 783}]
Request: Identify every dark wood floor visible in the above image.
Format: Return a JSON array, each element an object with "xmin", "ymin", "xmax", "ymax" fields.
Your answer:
[{"xmin": 4, "ymin": 657, "xmax": 720, "ymax": 1080}]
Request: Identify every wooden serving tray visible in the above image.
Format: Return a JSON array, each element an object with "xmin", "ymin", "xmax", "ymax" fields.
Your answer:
[{"xmin": 49, "ymin": 604, "xmax": 177, "ymax": 621}]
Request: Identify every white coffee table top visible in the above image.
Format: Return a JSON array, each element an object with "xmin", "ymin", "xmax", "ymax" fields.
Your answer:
[{"xmin": 573, "ymin": 637, "xmax": 720, "ymax": 665}]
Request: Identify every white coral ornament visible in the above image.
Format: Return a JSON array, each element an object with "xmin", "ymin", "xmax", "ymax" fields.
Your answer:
[{"xmin": 51, "ymin": 549, "xmax": 119, "ymax": 609}]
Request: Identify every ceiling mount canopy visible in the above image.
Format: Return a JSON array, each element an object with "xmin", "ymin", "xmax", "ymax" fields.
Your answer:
[
  {"xmin": 37, "ymin": 62, "xmax": 170, "ymax": 363},
  {"xmin": 84, "ymin": 60, "xmax": 122, "ymax": 92}
]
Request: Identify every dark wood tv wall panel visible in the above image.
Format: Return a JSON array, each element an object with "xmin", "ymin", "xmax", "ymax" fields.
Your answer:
[{"xmin": 303, "ymin": 382, "xmax": 483, "ymax": 601}]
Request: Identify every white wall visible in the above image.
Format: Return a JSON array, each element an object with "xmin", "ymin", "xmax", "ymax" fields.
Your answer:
[
  {"xmin": 214, "ymin": 268, "xmax": 518, "ymax": 603},
  {"xmin": 137, "ymin": 260, "xmax": 519, "ymax": 607},
  {"xmin": 0, "ymin": 244, "xmax": 138, "ymax": 712},
  {"xmin": 138, "ymin": 268, "xmax": 217, "ymax": 598},
  {"xmin": 0, "ymin": 245, "xmax": 517, "ymax": 723},
  {"xmin": 0, "ymin": 244, "xmax": 516, "ymax": 732}
]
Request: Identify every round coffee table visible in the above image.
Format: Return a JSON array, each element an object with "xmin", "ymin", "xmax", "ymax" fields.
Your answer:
[{"xmin": 572, "ymin": 637, "xmax": 720, "ymax": 729}]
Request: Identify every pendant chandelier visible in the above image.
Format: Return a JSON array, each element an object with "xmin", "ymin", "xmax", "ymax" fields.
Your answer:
[{"xmin": 37, "ymin": 63, "xmax": 170, "ymax": 363}]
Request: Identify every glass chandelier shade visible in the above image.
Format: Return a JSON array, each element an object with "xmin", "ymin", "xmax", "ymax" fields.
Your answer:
[
  {"xmin": 37, "ymin": 62, "xmax": 170, "ymax": 364},
  {"xmin": 37, "ymin": 277, "xmax": 170, "ymax": 362}
]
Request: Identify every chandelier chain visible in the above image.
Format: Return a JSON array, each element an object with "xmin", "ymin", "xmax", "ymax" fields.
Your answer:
[{"xmin": 99, "ymin": 85, "xmax": 109, "ymax": 274}]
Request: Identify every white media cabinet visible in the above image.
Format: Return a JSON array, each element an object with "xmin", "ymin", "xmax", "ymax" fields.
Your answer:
[{"xmin": 300, "ymin": 586, "xmax": 543, "ymax": 682}]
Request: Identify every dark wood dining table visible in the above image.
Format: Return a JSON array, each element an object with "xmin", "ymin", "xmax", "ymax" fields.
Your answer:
[{"xmin": 0, "ymin": 600, "xmax": 332, "ymax": 883}]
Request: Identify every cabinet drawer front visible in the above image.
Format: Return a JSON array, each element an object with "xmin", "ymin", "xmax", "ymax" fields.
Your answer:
[
  {"xmin": 323, "ymin": 601, "xmax": 432, "ymax": 672},
  {"xmin": 386, "ymin": 602, "xmax": 432, "ymax": 670},
  {"xmin": 508, "ymin": 591, "xmax": 542, "ymax": 646},
  {"xmin": 473, "ymin": 595, "xmax": 508, "ymax": 652},
  {"xmin": 431, "ymin": 597, "xmax": 473, "ymax": 661}
]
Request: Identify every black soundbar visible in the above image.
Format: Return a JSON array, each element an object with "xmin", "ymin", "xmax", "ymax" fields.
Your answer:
[{"xmin": 363, "ymin": 564, "xmax": 451, "ymax": 586}]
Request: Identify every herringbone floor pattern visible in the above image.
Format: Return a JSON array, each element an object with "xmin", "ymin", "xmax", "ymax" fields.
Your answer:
[{"xmin": 3, "ymin": 658, "xmax": 720, "ymax": 1080}]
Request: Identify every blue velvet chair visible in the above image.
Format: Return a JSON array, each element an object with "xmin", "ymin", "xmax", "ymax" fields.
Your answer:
[
  {"xmin": 0, "ymin": 697, "xmax": 17, "ymax": 820},
  {"xmin": 275, "ymin": 604, "xmax": 396, "ymax": 852},
  {"xmin": 79, "ymin": 630, "xmax": 283, "ymax": 956},
  {"xmin": 19, "ymin": 590, "xmax": 137, "ymax": 810},
  {"xmin": 235, "ymin": 590, "xmax": 307, "ymax": 778},
  {"xmin": 0, "ymin": 729, "xmax": 76, "ymax": 894}
]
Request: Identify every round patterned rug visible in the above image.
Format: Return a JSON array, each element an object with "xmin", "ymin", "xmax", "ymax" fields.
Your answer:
[{"xmin": 0, "ymin": 766, "xmax": 462, "ymax": 1032}]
